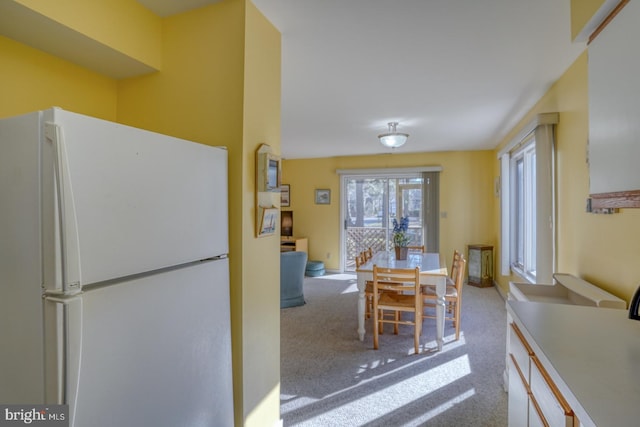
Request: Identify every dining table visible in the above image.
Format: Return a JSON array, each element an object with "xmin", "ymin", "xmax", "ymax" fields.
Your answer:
[{"xmin": 355, "ymin": 250, "xmax": 449, "ymax": 351}]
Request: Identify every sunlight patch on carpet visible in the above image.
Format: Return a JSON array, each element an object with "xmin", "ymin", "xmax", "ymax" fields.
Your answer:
[
  {"xmin": 295, "ymin": 354, "xmax": 472, "ymax": 425},
  {"xmin": 403, "ymin": 388, "xmax": 476, "ymax": 426}
]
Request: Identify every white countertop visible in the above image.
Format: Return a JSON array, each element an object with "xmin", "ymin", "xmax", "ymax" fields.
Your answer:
[
  {"xmin": 507, "ymin": 301, "xmax": 640, "ymax": 427},
  {"xmin": 509, "ymin": 274, "xmax": 627, "ymax": 308}
]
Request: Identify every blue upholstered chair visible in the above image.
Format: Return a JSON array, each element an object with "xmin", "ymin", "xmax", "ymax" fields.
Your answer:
[{"xmin": 280, "ymin": 251, "xmax": 308, "ymax": 308}]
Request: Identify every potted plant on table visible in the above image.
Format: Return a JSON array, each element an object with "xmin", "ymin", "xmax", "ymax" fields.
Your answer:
[{"xmin": 392, "ymin": 216, "xmax": 411, "ymax": 260}]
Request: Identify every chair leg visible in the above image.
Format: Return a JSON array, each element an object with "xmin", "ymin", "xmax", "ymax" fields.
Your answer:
[
  {"xmin": 373, "ymin": 305, "xmax": 379, "ymax": 349},
  {"xmin": 454, "ymin": 301, "xmax": 461, "ymax": 341},
  {"xmin": 414, "ymin": 312, "xmax": 422, "ymax": 354},
  {"xmin": 394, "ymin": 311, "xmax": 399, "ymax": 335},
  {"xmin": 451, "ymin": 302, "xmax": 456, "ymax": 328}
]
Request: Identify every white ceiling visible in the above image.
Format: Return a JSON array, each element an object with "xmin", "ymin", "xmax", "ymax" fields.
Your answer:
[{"xmin": 138, "ymin": 0, "xmax": 586, "ymax": 159}]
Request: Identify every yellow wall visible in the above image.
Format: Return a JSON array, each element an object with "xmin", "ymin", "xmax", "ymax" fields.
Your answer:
[
  {"xmin": 14, "ymin": 0, "xmax": 162, "ymax": 69},
  {"xmin": 117, "ymin": 2, "xmax": 245, "ymax": 145},
  {"xmin": 2, "ymin": 1, "xmax": 282, "ymax": 425},
  {"xmin": 0, "ymin": 35, "xmax": 117, "ymax": 119},
  {"xmin": 493, "ymin": 51, "xmax": 640, "ymax": 302},
  {"xmin": 241, "ymin": 4, "xmax": 282, "ymax": 425},
  {"xmin": 282, "ymin": 151, "xmax": 496, "ymax": 272}
]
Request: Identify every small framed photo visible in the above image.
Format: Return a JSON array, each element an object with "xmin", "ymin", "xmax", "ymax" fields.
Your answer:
[
  {"xmin": 281, "ymin": 184, "xmax": 290, "ymax": 207},
  {"xmin": 258, "ymin": 207, "xmax": 278, "ymax": 237},
  {"xmin": 266, "ymin": 158, "xmax": 280, "ymax": 191},
  {"xmin": 315, "ymin": 189, "xmax": 331, "ymax": 205}
]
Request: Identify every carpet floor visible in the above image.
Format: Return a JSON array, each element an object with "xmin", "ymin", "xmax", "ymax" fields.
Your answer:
[{"xmin": 280, "ymin": 273, "xmax": 508, "ymax": 427}]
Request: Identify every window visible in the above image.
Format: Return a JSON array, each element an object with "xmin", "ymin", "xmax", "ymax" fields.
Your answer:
[
  {"xmin": 511, "ymin": 138, "xmax": 536, "ymax": 280},
  {"xmin": 499, "ymin": 114, "xmax": 557, "ymax": 283},
  {"xmin": 337, "ymin": 167, "xmax": 441, "ymax": 272}
]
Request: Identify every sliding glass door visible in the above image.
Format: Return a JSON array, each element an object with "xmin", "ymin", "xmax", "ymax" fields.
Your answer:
[{"xmin": 342, "ymin": 173, "xmax": 436, "ymax": 271}]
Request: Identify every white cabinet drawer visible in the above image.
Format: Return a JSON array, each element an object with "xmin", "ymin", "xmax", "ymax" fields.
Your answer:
[
  {"xmin": 530, "ymin": 356, "xmax": 574, "ymax": 427},
  {"xmin": 509, "ymin": 323, "xmax": 533, "ymax": 385},
  {"xmin": 508, "ymin": 355, "xmax": 530, "ymax": 427}
]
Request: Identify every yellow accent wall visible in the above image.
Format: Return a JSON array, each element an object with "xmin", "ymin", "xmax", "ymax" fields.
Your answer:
[
  {"xmin": 493, "ymin": 51, "xmax": 640, "ymax": 302},
  {"xmin": 242, "ymin": 3, "xmax": 282, "ymax": 426},
  {"xmin": 13, "ymin": 0, "xmax": 162, "ymax": 70},
  {"xmin": 282, "ymin": 151, "xmax": 496, "ymax": 272},
  {"xmin": 116, "ymin": 2, "xmax": 245, "ymax": 144},
  {"xmin": 0, "ymin": 35, "xmax": 117, "ymax": 119}
]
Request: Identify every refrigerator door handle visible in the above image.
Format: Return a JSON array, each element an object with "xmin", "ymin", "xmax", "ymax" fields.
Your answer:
[
  {"xmin": 45, "ymin": 122, "xmax": 82, "ymax": 294},
  {"xmin": 44, "ymin": 295, "xmax": 83, "ymax": 427}
]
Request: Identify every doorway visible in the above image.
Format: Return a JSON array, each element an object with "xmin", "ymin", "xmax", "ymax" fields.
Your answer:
[{"xmin": 341, "ymin": 171, "xmax": 439, "ymax": 271}]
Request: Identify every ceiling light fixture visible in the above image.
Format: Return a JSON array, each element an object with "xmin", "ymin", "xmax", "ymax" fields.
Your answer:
[{"xmin": 378, "ymin": 122, "xmax": 409, "ymax": 148}]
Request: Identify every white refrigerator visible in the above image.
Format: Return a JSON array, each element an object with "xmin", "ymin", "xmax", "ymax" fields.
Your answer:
[{"xmin": 0, "ymin": 108, "xmax": 234, "ymax": 426}]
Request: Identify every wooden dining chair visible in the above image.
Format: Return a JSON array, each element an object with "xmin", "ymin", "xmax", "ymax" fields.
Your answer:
[
  {"xmin": 444, "ymin": 249, "xmax": 462, "ymax": 313},
  {"xmin": 355, "ymin": 252, "xmax": 365, "ymax": 269},
  {"xmin": 406, "ymin": 245, "xmax": 426, "ymax": 253},
  {"xmin": 447, "ymin": 249, "xmax": 462, "ymax": 286},
  {"xmin": 359, "ymin": 252, "xmax": 402, "ymax": 324},
  {"xmin": 356, "ymin": 253, "xmax": 375, "ymax": 320},
  {"xmin": 363, "ymin": 247, "xmax": 373, "ymax": 261},
  {"xmin": 372, "ymin": 265, "xmax": 423, "ymax": 354},
  {"xmin": 424, "ymin": 249, "xmax": 461, "ymax": 312},
  {"xmin": 422, "ymin": 255, "xmax": 466, "ymax": 341}
]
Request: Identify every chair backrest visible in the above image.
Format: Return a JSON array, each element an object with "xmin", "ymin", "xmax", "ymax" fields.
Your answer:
[
  {"xmin": 355, "ymin": 253, "xmax": 365, "ymax": 269},
  {"xmin": 450, "ymin": 249, "xmax": 462, "ymax": 280},
  {"xmin": 453, "ymin": 255, "xmax": 466, "ymax": 291},
  {"xmin": 363, "ymin": 247, "xmax": 373, "ymax": 261},
  {"xmin": 373, "ymin": 265, "xmax": 421, "ymax": 294},
  {"xmin": 407, "ymin": 245, "xmax": 425, "ymax": 253}
]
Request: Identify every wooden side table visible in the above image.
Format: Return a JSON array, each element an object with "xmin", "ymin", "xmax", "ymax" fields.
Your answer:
[
  {"xmin": 280, "ymin": 237, "xmax": 308, "ymax": 253},
  {"xmin": 467, "ymin": 244, "xmax": 493, "ymax": 287}
]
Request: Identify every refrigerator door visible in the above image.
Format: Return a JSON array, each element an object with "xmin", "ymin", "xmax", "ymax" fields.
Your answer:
[
  {"xmin": 46, "ymin": 259, "xmax": 233, "ymax": 427},
  {"xmin": 41, "ymin": 108, "xmax": 228, "ymax": 291},
  {"xmin": 0, "ymin": 111, "xmax": 45, "ymax": 403}
]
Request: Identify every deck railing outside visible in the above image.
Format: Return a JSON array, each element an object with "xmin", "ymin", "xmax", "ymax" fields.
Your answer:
[{"xmin": 346, "ymin": 227, "xmax": 422, "ymax": 271}]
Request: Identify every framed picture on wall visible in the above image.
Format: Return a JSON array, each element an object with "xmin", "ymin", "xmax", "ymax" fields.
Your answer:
[
  {"xmin": 256, "ymin": 144, "xmax": 281, "ymax": 193},
  {"xmin": 258, "ymin": 207, "xmax": 278, "ymax": 236},
  {"xmin": 315, "ymin": 189, "xmax": 331, "ymax": 205},
  {"xmin": 281, "ymin": 184, "xmax": 290, "ymax": 207}
]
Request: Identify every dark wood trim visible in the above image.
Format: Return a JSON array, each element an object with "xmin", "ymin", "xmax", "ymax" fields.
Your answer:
[
  {"xmin": 590, "ymin": 189, "xmax": 640, "ymax": 209},
  {"xmin": 588, "ymin": 0, "xmax": 630, "ymax": 44}
]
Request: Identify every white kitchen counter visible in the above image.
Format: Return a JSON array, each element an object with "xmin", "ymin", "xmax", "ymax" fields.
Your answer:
[
  {"xmin": 507, "ymin": 301, "xmax": 640, "ymax": 427},
  {"xmin": 509, "ymin": 273, "xmax": 626, "ymax": 308}
]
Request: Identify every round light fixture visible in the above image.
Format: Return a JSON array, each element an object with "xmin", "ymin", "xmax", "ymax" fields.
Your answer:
[{"xmin": 378, "ymin": 122, "xmax": 409, "ymax": 148}]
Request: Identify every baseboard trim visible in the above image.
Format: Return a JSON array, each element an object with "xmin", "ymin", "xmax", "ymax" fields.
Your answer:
[{"xmin": 493, "ymin": 281, "xmax": 507, "ymax": 301}]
